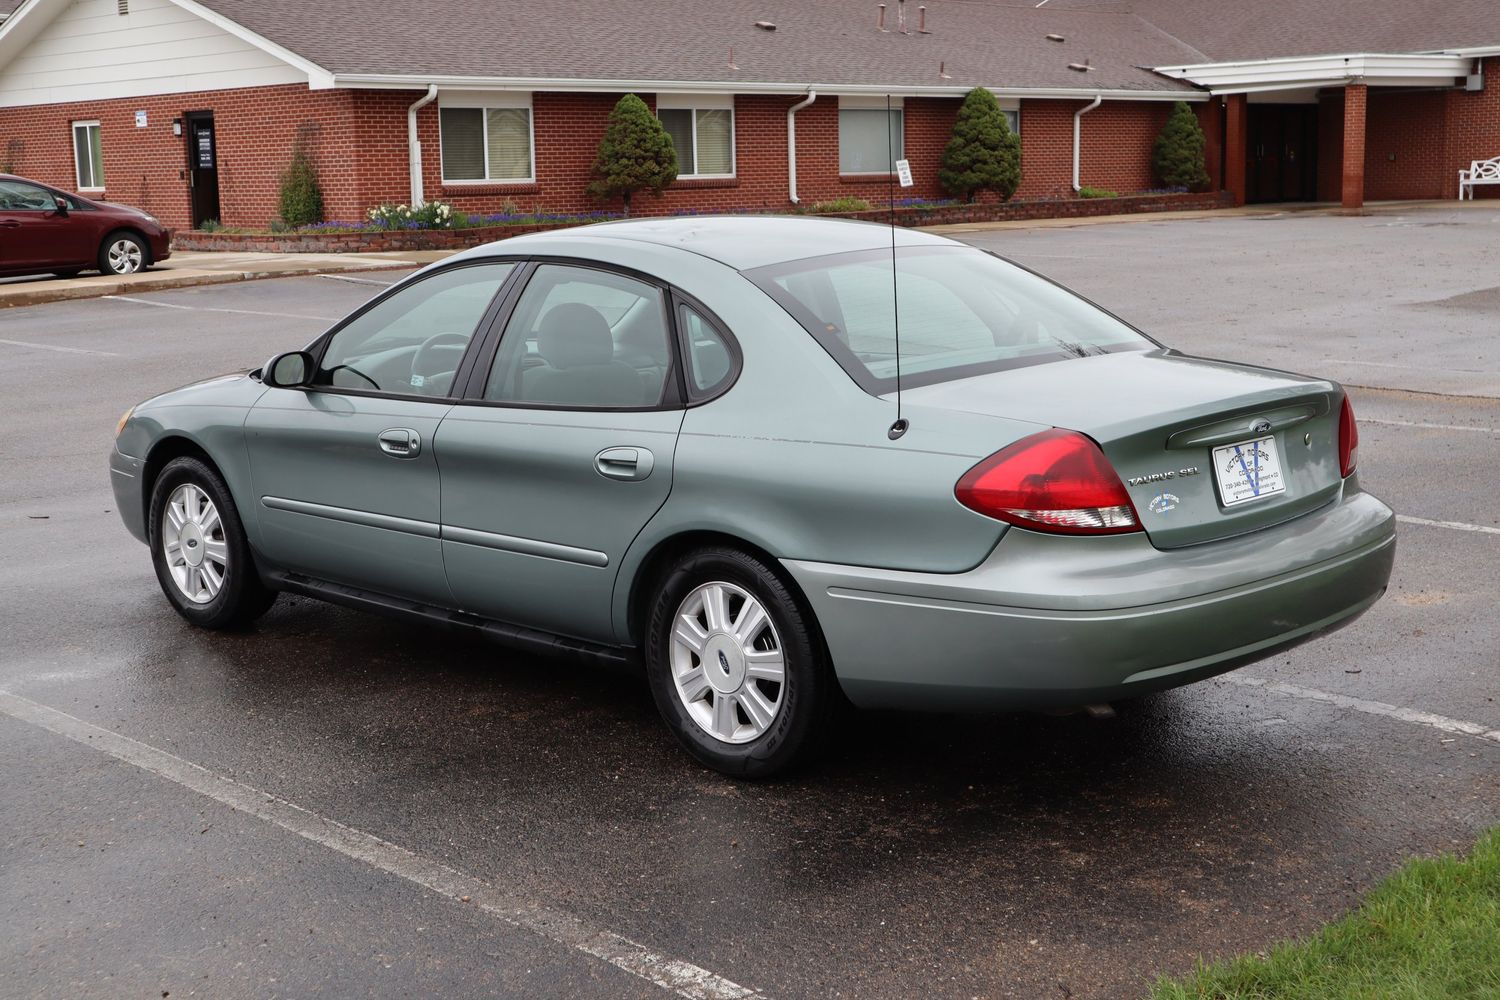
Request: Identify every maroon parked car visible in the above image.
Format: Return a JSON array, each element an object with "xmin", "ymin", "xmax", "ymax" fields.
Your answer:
[{"xmin": 0, "ymin": 174, "xmax": 171, "ymax": 279}]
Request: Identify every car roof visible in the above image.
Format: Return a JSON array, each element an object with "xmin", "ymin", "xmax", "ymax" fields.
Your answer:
[{"xmin": 469, "ymin": 215, "xmax": 963, "ymax": 272}]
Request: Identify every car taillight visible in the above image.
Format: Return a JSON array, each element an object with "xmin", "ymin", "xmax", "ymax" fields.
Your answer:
[
  {"xmin": 1338, "ymin": 395, "xmax": 1359, "ymax": 478},
  {"xmin": 955, "ymin": 429, "xmax": 1140, "ymax": 535}
]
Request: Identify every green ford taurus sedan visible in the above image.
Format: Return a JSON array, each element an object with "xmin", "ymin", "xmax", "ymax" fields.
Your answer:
[{"xmin": 110, "ymin": 217, "xmax": 1395, "ymax": 776}]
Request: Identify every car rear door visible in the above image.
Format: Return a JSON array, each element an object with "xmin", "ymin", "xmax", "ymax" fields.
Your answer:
[
  {"xmin": 435, "ymin": 261, "xmax": 685, "ymax": 643},
  {"xmin": 244, "ymin": 260, "xmax": 518, "ymax": 605}
]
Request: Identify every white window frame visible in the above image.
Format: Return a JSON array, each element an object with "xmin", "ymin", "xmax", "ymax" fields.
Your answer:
[
  {"xmin": 838, "ymin": 96, "xmax": 905, "ymax": 176},
  {"xmin": 656, "ymin": 94, "xmax": 736, "ymax": 179},
  {"xmin": 997, "ymin": 97, "xmax": 1021, "ymax": 135},
  {"xmin": 437, "ymin": 91, "xmax": 536, "ymax": 185},
  {"xmin": 72, "ymin": 120, "xmax": 104, "ymax": 191}
]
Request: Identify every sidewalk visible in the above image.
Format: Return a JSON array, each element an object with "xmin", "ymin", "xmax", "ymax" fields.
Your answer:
[{"xmin": 0, "ymin": 248, "xmax": 457, "ymax": 310}]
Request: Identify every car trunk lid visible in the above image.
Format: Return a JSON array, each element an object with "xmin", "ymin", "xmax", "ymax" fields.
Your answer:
[{"xmin": 899, "ymin": 349, "xmax": 1345, "ymax": 548}]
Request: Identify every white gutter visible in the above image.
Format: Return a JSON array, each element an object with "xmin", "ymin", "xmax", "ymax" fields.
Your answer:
[
  {"xmin": 1072, "ymin": 94, "xmax": 1102, "ymax": 193},
  {"xmin": 407, "ymin": 84, "xmax": 438, "ymax": 208},
  {"xmin": 786, "ymin": 89, "xmax": 817, "ymax": 204},
  {"xmin": 329, "ymin": 73, "xmax": 1207, "ymax": 102},
  {"xmin": 1155, "ymin": 52, "xmax": 1471, "ymax": 93}
]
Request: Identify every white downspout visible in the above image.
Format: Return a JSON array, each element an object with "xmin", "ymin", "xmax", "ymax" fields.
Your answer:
[
  {"xmin": 407, "ymin": 84, "xmax": 439, "ymax": 207},
  {"xmin": 1072, "ymin": 93, "xmax": 1103, "ymax": 192},
  {"xmin": 787, "ymin": 89, "xmax": 817, "ymax": 204}
]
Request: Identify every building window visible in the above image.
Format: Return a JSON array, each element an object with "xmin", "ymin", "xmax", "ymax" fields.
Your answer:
[
  {"xmin": 1004, "ymin": 109, "xmax": 1020, "ymax": 134},
  {"xmin": 839, "ymin": 107, "xmax": 904, "ymax": 174},
  {"xmin": 440, "ymin": 103, "xmax": 534, "ymax": 183},
  {"xmin": 73, "ymin": 121, "xmax": 104, "ymax": 190},
  {"xmin": 658, "ymin": 107, "xmax": 735, "ymax": 177}
]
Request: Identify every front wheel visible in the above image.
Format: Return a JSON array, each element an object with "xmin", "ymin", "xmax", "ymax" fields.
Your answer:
[
  {"xmin": 99, "ymin": 231, "xmax": 148, "ymax": 275},
  {"xmin": 148, "ymin": 456, "xmax": 277, "ymax": 629},
  {"xmin": 645, "ymin": 547, "xmax": 836, "ymax": 778}
]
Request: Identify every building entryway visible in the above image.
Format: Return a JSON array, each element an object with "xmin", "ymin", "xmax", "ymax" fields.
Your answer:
[
  {"xmin": 185, "ymin": 111, "xmax": 221, "ymax": 228},
  {"xmin": 1246, "ymin": 105, "xmax": 1318, "ymax": 203}
]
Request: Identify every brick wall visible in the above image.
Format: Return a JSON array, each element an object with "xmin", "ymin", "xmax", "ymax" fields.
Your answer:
[
  {"xmin": 1315, "ymin": 61, "xmax": 1499, "ymax": 203},
  {"xmin": 1, "ymin": 83, "xmax": 1214, "ymax": 228},
  {"xmin": 0, "ymin": 84, "xmax": 381, "ymax": 230}
]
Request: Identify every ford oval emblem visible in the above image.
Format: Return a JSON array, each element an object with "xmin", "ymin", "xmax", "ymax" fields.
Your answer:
[
  {"xmin": 1251, "ymin": 418, "xmax": 1273, "ymax": 435},
  {"xmin": 717, "ymin": 649, "xmax": 732, "ymax": 674}
]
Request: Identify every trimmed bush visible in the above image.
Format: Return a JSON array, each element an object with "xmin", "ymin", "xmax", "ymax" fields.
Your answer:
[
  {"xmin": 587, "ymin": 93, "xmax": 678, "ymax": 217},
  {"xmin": 1152, "ymin": 102, "xmax": 1211, "ymax": 191},
  {"xmin": 277, "ymin": 146, "xmax": 324, "ymax": 229},
  {"xmin": 939, "ymin": 87, "xmax": 1022, "ymax": 203},
  {"xmin": 1077, "ymin": 186, "xmax": 1119, "ymax": 199},
  {"xmin": 801, "ymin": 197, "xmax": 873, "ymax": 214}
]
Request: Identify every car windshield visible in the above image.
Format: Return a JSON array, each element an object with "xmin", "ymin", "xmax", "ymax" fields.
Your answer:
[{"xmin": 747, "ymin": 245, "xmax": 1153, "ymax": 393}]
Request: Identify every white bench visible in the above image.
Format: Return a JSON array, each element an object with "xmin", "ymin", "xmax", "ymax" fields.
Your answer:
[{"xmin": 1459, "ymin": 157, "xmax": 1500, "ymax": 200}]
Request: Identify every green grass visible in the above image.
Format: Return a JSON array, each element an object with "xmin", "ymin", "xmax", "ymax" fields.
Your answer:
[{"xmin": 1151, "ymin": 827, "xmax": 1500, "ymax": 1000}]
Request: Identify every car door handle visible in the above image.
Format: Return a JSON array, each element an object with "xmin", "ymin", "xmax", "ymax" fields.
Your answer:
[
  {"xmin": 378, "ymin": 428, "xmax": 421, "ymax": 458},
  {"xmin": 595, "ymin": 446, "xmax": 654, "ymax": 481},
  {"xmin": 0, "ymin": 221, "xmax": 20, "ymax": 228}
]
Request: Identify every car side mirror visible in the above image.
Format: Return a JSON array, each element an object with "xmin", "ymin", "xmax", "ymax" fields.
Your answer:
[
  {"xmin": 52, "ymin": 197, "xmax": 69, "ymax": 216},
  {"xmin": 262, "ymin": 351, "xmax": 315, "ymax": 389}
]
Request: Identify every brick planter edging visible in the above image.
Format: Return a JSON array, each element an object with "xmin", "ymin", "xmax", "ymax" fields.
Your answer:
[{"xmin": 173, "ymin": 192, "xmax": 1232, "ymax": 254}]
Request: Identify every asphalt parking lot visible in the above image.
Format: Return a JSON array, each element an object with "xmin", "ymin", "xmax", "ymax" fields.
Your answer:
[{"xmin": 2, "ymin": 205, "xmax": 1497, "ymax": 1000}]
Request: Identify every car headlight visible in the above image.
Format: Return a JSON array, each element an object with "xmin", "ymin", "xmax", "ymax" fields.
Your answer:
[{"xmin": 116, "ymin": 406, "xmax": 134, "ymax": 438}]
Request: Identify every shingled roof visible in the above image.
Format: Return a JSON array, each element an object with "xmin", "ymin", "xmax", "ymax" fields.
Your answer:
[
  {"xmin": 1042, "ymin": 0, "xmax": 1500, "ymax": 61},
  {"xmin": 186, "ymin": 0, "xmax": 1206, "ymax": 93}
]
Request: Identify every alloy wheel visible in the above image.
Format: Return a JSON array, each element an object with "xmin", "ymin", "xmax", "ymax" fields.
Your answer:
[
  {"xmin": 161, "ymin": 483, "xmax": 228, "ymax": 604},
  {"xmin": 669, "ymin": 581, "xmax": 786, "ymax": 744},
  {"xmin": 107, "ymin": 239, "xmax": 144, "ymax": 274}
]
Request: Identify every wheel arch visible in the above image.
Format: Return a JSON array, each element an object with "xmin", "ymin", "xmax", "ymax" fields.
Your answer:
[
  {"xmin": 621, "ymin": 529, "xmax": 824, "ymax": 652},
  {"xmin": 139, "ymin": 435, "xmax": 222, "ymax": 537}
]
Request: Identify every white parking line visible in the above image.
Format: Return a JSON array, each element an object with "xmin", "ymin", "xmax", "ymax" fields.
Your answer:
[
  {"xmin": 316, "ymin": 273, "xmax": 396, "ymax": 286},
  {"xmin": 1396, "ymin": 514, "xmax": 1500, "ymax": 536},
  {"xmin": 1362, "ymin": 417, "xmax": 1500, "ymax": 434},
  {"xmin": 1222, "ymin": 675, "xmax": 1500, "ymax": 744},
  {"xmin": 0, "ymin": 338, "xmax": 120, "ymax": 357},
  {"xmin": 102, "ymin": 295, "xmax": 339, "ymax": 322},
  {"xmin": 0, "ymin": 691, "xmax": 765, "ymax": 1000}
]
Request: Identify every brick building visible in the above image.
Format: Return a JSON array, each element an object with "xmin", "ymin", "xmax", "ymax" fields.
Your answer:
[{"xmin": 0, "ymin": 0, "xmax": 1495, "ymax": 231}]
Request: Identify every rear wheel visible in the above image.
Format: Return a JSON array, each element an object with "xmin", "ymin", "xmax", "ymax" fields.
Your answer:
[
  {"xmin": 99, "ymin": 231, "xmax": 148, "ymax": 275},
  {"xmin": 645, "ymin": 547, "xmax": 835, "ymax": 778},
  {"xmin": 148, "ymin": 456, "xmax": 276, "ymax": 629}
]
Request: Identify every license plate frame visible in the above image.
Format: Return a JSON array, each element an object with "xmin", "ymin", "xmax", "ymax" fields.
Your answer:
[{"xmin": 1212, "ymin": 435, "xmax": 1286, "ymax": 507}]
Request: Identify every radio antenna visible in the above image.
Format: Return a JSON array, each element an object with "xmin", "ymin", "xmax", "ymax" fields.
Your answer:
[{"xmin": 886, "ymin": 93, "xmax": 908, "ymax": 440}]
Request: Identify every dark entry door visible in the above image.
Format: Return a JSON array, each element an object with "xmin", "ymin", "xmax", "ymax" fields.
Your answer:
[
  {"xmin": 185, "ymin": 111, "xmax": 221, "ymax": 227},
  {"xmin": 1247, "ymin": 105, "xmax": 1318, "ymax": 203}
]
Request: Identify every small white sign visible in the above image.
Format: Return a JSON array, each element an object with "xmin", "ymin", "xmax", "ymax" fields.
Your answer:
[
  {"xmin": 894, "ymin": 158, "xmax": 914, "ymax": 188},
  {"xmin": 134, "ymin": 110, "xmax": 148, "ymax": 128}
]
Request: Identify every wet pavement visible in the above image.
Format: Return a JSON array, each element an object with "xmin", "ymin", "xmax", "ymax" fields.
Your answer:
[{"xmin": 2, "ymin": 208, "xmax": 1498, "ymax": 1000}]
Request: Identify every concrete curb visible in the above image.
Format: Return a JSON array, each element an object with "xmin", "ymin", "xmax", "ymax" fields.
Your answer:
[{"xmin": 0, "ymin": 261, "xmax": 421, "ymax": 310}]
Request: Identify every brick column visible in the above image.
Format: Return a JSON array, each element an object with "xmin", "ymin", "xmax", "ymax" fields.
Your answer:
[
  {"xmin": 1224, "ymin": 94, "xmax": 1248, "ymax": 206},
  {"xmin": 1341, "ymin": 83, "xmax": 1368, "ymax": 211}
]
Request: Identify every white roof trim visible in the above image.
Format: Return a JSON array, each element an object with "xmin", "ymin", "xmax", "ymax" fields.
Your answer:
[
  {"xmin": 162, "ymin": 0, "xmax": 334, "ymax": 88},
  {"xmin": 330, "ymin": 74, "xmax": 1207, "ymax": 101},
  {"xmin": 1155, "ymin": 52, "xmax": 1471, "ymax": 93},
  {"xmin": 0, "ymin": 0, "xmax": 333, "ymax": 89}
]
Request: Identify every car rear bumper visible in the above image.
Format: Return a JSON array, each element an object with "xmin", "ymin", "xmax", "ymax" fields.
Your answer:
[
  {"xmin": 110, "ymin": 446, "xmax": 148, "ymax": 544},
  {"xmin": 782, "ymin": 485, "xmax": 1396, "ymax": 711}
]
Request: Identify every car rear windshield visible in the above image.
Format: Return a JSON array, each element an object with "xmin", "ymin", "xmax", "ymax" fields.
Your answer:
[{"xmin": 746, "ymin": 245, "xmax": 1152, "ymax": 393}]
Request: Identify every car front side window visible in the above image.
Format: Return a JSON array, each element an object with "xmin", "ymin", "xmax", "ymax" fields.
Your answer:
[
  {"xmin": 313, "ymin": 262, "xmax": 515, "ymax": 397},
  {"xmin": 0, "ymin": 180, "xmax": 58, "ymax": 211}
]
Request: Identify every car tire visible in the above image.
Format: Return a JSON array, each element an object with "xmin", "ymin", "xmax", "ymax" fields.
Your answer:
[
  {"xmin": 645, "ymin": 546, "xmax": 836, "ymax": 778},
  {"xmin": 148, "ymin": 456, "xmax": 277, "ymax": 629},
  {"xmin": 99, "ymin": 230, "xmax": 149, "ymax": 275}
]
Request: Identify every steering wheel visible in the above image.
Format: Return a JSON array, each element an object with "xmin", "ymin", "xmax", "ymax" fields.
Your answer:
[{"xmin": 409, "ymin": 332, "xmax": 470, "ymax": 391}]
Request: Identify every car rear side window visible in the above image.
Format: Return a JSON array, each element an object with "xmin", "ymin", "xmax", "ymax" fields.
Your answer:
[
  {"xmin": 483, "ymin": 265, "xmax": 674, "ymax": 409},
  {"xmin": 678, "ymin": 303, "xmax": 736, "ymax": 399},
  {"xmin": 747, "ymin": 246, "xmax": 1151, "ymax": 394},
  {"xmin": 313, "ymin": 262, "xmax": 514, "ymax": 398}
]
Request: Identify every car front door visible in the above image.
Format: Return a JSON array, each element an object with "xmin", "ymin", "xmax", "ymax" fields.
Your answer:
[
  {"xmin": 244, "ymin": 260, "xmax": 518, "ymax": 606},
  {"xmin": 0, "ymin": 180, "xmax": 79, "ymax": 270},
  {"xmin": 436, "ymin": 262, "xmax": 685, "ymax": 642}
]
